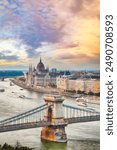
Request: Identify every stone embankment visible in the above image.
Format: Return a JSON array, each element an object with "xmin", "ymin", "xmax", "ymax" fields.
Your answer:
[
  {"xmin": 11, "ymin": 78, "xmax": 76, "ymax": 97},
  {"xmin": 11, "ymin": 78, "xmax": 60, "ymax": 94}
]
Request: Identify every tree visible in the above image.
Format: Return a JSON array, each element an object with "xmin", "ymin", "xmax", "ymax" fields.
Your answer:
[
  {"xmin": 88, "ymin": 91, "xmax": 94, "ymax": 96},
  {"xmin": 15, "ymin": 141, "xmax": 21, "ymax": 149},
  {"xmin": 2, "ymin": 143, "xmax": 13, "ymax": 150},
  {"xmin": 77, "ymin": 90, "xmax": 85, "ymax": 94}
]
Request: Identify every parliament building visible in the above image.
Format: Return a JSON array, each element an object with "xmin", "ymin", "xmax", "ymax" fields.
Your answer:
[{"xmin": 26, "ymin": 58, "xmax": 59, "ymax": 87}]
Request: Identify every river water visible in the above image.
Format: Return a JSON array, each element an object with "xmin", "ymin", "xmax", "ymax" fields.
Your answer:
[{"xmin": 0, "ymin": 79, "xmax": 100, "ymax": 150}]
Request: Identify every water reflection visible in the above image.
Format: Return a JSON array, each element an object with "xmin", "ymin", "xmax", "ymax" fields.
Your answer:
[
  {"xmin": 68, "ymin": 140, "xmax": 100, "ymax": 150},
  {"xmin": 40, "ymin": 140, "xmax": 67, "ymax": 150},
  {"xmin": 39, "ymin": 140, "xmax": 99, "ymax": 150}
]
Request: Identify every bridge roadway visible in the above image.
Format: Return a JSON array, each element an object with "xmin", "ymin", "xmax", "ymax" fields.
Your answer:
[{"xmin": 0, "ymin": 115, "xmax": 100, "ymax": 133}]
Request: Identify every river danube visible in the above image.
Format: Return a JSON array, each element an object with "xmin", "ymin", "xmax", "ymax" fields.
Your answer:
[{"xmin": 0, "ymin": 79, "xmax": 100, "ymax": 150}]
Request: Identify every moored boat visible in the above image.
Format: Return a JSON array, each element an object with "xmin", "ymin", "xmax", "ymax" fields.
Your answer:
[
  {"xmin": 0, "ymin": 89, "xmax": 5, "ymax": 92},
  {"xmin": 19, "ymin": 95, "xmax": 26, "ymax": 99},
  {"xmin": 76, "ymin": 97, "xmax": 87, "ymax": 107}
]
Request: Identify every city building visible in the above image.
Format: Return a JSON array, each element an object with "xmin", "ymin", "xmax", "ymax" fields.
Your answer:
[
  {"xmin": 26, "ymin": 58, "xmax": 59, "ymax": 87},
  {"xmin": 25, "ymin": 58, "xmax": 100, "ymax": 93},
  {"xmin": 57, "ymin": 76, "xmax": 100, "ymax": 94}
]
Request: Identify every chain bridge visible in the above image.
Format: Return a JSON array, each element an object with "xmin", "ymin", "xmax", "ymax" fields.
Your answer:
[{"xmin": 0, "ymin": 95, "xmax": 100, "ymax": 142}]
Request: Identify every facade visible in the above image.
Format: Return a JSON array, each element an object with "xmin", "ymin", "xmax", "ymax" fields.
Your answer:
[
  {"xmin": 34, "ymin": 72, "xmax": 57, "ymax": 87},
  {"xmin": 68, "ymin": 79, "xmax": 85, "ymax": 91},
  {"xmin": 26, "ymin": 58, "xmax": 58, "ymax": 87},
  {"xmin": 56, "ymin": 77, "xmax": 68, "ymax": 90},
  {"xmin": 26, "ymin": 64, "xmax": 35, "ymax": 86},
  {"xmin": 57, "ymin": 76, "xmax": 100, "ymax": 93}
]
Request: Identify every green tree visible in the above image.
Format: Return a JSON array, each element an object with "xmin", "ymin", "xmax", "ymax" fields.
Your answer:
[{"xmin": 88, "ymin": 91, "xmax": 94, "ymax": 96}]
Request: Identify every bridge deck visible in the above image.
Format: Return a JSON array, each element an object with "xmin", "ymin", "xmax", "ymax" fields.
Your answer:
[
  {"xmin": 0, "ymin": 115, "xmax": 100, "ymax": 133},
  {"xmin": 0, "ymin": 121, "xmax": 50, "ymax": 133},
  {"xmin": 65, "ymin": 115, "xmax": 100, "ymax": 124}
]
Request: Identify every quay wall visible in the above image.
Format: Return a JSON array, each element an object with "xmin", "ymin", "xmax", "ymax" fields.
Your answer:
[{"xmin": 11, "ymin": 78, "xmax": 60, "ymax": 94}]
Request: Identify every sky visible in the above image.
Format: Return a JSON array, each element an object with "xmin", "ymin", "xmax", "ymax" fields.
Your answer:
[{"xmin": 0, "ymin": 0, "xmax": 100, "ymax": 70}]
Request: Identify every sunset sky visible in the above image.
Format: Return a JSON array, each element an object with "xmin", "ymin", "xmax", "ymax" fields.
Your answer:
[{"xmin": 0, "ymin": 0, "xmax": 100, "ymax": 70}]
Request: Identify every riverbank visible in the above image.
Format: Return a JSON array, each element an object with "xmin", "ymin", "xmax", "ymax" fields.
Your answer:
[
  {"xmin": 11, "ymin": 78, "xmax": 77, "ymax": 97},
  {"xmin": 11, "ymin": 78, "xmax": 100, "ymax": 105}
]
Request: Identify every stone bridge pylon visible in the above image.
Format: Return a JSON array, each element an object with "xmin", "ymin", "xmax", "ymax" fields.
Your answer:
[{"xmin": 41, "ymin": 95, "xmax": 67, "ymax": 142}]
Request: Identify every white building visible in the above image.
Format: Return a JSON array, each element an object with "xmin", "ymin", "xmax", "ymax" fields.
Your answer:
[
  {"xmin": 57, "ymin": 76, "xmax": 100, "ymax": 93},
  {"xmin": 26, "ymin": 58, "xmax": 58, "ymax": 87},
  {"xmin": 56, "ymin": 76, "xmax": 68, "ymax": 90}
]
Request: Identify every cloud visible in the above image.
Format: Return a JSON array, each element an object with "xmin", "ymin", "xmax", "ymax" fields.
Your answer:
[
  {"xmin": 0, "ymin": 0, "xmax": 100, "ymax": 70},
  {"xmin": 0, "ymin": 38, "xmax": 28, "ymax": 61},
  {"xmin": 54, "ymin": 52, "xmax": 99, "ymax": 63},
  {"xmin": 68, "ymin": 0, "xmax": 100, "ymax": 19},
  {"xmin": 0, "ymin": 52, "xmax": 18, "ymax": 60},
  {"xmin": 0, "ymin": 0, "xmax": 65, "ymax": 48}
]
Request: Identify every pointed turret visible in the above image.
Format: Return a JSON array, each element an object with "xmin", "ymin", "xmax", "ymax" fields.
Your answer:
[
  {"xmin": 46, "ymin": 66, "xmax": 49, "ymax": 72},
  {"xmin": 29, "ymin": 64, "xmax": 31, "ymax": 73},
  {"xmin": 40, "ymin": 57, "xmax": 42, "ymax": 63},
  {"xmin": 30, "ymin": 64, "xmax": 32, "ymax": 72}
]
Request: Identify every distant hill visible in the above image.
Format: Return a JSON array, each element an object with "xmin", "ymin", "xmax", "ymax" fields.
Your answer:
[{"xmin": 0, "ymin": 70, "xmax": 24, "ymax": 78}]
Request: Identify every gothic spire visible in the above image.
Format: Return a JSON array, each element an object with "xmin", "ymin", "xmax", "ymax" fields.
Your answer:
[{"xmin": 40, "ymin": 57, "xmax": 42, "ymax": 63}]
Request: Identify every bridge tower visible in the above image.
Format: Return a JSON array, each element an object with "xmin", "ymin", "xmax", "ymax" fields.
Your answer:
[{"xmin": 41, "ymin": 95, "xmax": 67, "ymax": 142}]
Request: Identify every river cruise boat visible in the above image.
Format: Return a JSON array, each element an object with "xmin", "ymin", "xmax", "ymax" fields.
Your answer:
[
  {"xmin": 76, "ymin": 97, "xmax": 88, "ymax": 107},
  {"xmin": 0, "ymin": 89, "xmax": 5, "ymax": 92},
  {"xmin": 19, "ymin": 95, "xmax": 26, "ymax": 99}
]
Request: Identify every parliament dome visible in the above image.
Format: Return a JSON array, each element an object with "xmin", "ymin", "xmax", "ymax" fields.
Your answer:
[{"xmin": 37, "ymin": 58, "xmax": 45, "ymax": 72}]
